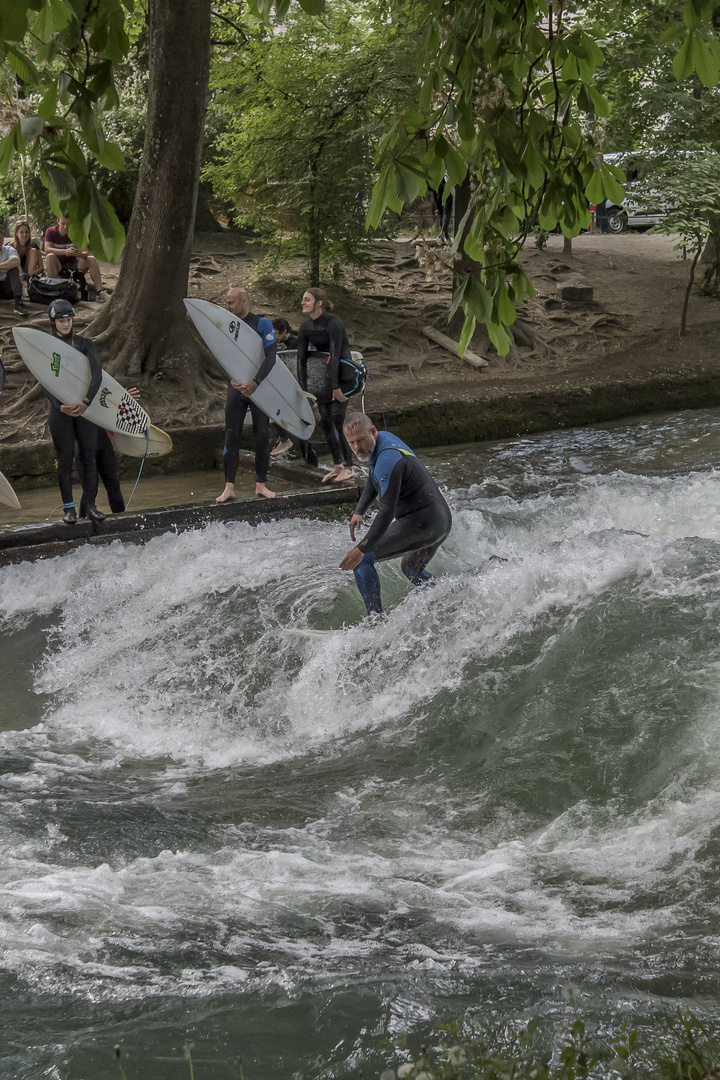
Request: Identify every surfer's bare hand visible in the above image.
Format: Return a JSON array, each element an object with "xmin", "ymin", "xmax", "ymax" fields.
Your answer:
[
  {"xmin": 236, "ymin": 380, "xmax": 258, "ymax": 397},
  {"xmin": 127, "ymin": 387, "xmax": 140, "ymax": 400},
  {"xmin": 332, "ymin": 388, "xmax": 347, "ymax": 403},
  {"xmin": 340, "ymin": 546, "xmax": 364, "ymax": 571},
  {"xmin": 60, "ymin": 402, "xmax": 87, "ymax": 416},
  {"xmin": 349, "ymin": 514, "xmax": 363, "ymax": 541}
]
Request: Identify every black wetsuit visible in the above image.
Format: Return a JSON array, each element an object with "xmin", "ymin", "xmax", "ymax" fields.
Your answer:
[
  {"xmin": 223, "ymin": 313, "xmax": 276, "ymax": 484},
  {"xmin": 297, "ymin": 312, "xmax": 353, "ymax": 466},
  {"xmin": 352, "ymin": 431, "xmax": 452, "ymax": 615},
  {"xmin": 47, "ymin": 333, "xmax": 102, "ymax": 510},
  {"xmin": 79, "ymin": 429, "xmax": 125, "ymax": 517}
]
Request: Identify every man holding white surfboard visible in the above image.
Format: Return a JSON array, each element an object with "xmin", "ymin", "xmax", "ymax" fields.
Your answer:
[{"xmin": 216, "ymin": 287, "xmax": 277, "ymax": 502}]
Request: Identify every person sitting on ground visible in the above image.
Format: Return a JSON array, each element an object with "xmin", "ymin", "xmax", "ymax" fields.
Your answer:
[
  {"xmin": 216, "ymin": 286, "xmax": 277, "ymax": 503},
  {"xmin": 339, "ymin": 412, "xmax": 452, "ymax": 617},
  {"xmin": 296, "ymin": 287, "xmax": 355, "ymax": 484},
  {"xmin": 45, "ymin": 299, "xmax": 105, "ymax": 524},
  {"xmin": 10, "ymin": 221, "xmax": 44, "ymax": 290},
  {"xmin": 44, "ymin": 215, "xmax": 107, "ymax": 301},
  {"xmin": 0, "ymin": 237, "xmax": 26, "ymax": 315},
  {"xmin": 269, "ymin": 318, "xmax": 299, "ymax": 458}
]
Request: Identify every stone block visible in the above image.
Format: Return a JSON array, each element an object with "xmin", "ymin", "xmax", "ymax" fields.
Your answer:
[{"xmin": 556, "ymin": 280, "xmax": 594, "ymax": 302}]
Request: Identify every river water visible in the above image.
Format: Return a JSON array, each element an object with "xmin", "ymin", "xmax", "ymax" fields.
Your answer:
[{"xmin": 2, "ymin": 409, "xmax": 720, "ymax": 1078}]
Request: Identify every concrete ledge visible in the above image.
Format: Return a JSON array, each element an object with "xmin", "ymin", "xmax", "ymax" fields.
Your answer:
[
  {"xmin": 5, "ymin": 370, "xmax": 720, "ymax": 492},
  {"xmin": 0, "ymin": 485, "xmax": 359, "ymax": 567}
]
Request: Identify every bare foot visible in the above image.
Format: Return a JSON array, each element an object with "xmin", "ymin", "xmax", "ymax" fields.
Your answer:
[
  {"xmin": 256, "ymin": 482, "xmax": 276, "ymax": 499},
  {"xmin": 333, "ymin": 466, "xmax": 355, "ymax": 483},
  {"xmin": 321, "ymin": 465, "xmax": 343, "ymax": 484},
  {"xmin": 216, "ymin": 483, "xmax": 236, "ymax": 504}
]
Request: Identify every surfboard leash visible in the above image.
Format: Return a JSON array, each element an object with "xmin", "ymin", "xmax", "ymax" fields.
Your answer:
[{"xmin": 124, "ymin": 428, "xmax": 150, "ymax": 512}]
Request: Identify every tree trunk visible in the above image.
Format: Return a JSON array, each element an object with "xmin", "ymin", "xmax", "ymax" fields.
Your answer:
[
  {"xmin": 563, "ymin": 235, "xmax": 573, "ymax": 257},
  {"xmin": 308, "ymin": 206, "xmax": 321, "ymax": 287},
  {"xmin": 88, "ymin": 0, "xmax": 221, "ymax": 405},
  {"xmin": 680, "ymin": 242, "xmax": 702, "ymax": 337}
]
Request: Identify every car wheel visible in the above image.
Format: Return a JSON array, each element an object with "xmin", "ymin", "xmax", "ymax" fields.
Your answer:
[{"xmin": 606, "ymin": 208, "xmax": 628, "ymax": 234}]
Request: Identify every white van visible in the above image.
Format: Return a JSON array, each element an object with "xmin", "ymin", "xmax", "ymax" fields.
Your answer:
[{"xmin": 595, "ymin": 152, "xmax": 670, "ymax": 233}]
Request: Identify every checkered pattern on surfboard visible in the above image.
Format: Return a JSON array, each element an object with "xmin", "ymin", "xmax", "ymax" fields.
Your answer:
[{"xmin": 115, "ymin": 393, "xmax": 149, "ymax": 435}]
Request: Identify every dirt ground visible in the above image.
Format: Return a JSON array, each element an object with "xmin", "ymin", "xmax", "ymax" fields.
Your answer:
[{"xmin": 1, "ymin": 228, "xmax": 718, "ymax": 445}]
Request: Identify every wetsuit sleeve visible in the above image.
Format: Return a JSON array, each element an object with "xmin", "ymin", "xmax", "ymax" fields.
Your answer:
[
  {"xmin": 296, "ymin": 322, "xmax": 309, "ymax": 390},
  {"xmin": 254, "ymin": 317, "xmax": 277, "ymax": 384},
  {"xmin": 357, "ymin": 457, "xmax": 406, "ymax": 554},
  {"xmin": 354, "ymin": 473, "xmax": 377, "ymax": 517},
  {"xmin": 75, "ymin": 336, "xmax": 103, "ymax": 406},
  {"xmin": 327, "ymin": 315, "xmax": 346, "ymax": 390}
]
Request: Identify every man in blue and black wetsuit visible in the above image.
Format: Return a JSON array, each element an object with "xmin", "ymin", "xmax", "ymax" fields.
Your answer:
[
  {"xmin": 339, "ymin": 412, "xmax": 452, "ymax": 615},
  {"xmin": 216, "ymin": 286, "xmax": 277, "ymax": 502}
]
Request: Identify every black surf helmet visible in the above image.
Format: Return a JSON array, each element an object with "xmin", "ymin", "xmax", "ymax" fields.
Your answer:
[{"xmin": 48, "ymin": 298, "xmax": 75, "ymax": 321}]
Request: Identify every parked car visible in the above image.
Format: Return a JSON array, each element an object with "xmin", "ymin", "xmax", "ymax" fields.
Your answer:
[{"xmin": 595, "ymin": 152, "xmax": 670, "ymax": 233}]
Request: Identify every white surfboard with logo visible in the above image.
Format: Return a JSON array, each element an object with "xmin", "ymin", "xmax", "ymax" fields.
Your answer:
[
  {"xmin": 12, "ymin": 327, "xmax": 172, "ymax": 459},
  {"xmin": 184, "ymin": 298, "xmax": 315, "ymax": 440}
]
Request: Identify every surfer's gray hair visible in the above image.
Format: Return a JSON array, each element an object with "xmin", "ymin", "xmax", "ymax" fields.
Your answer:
[{"xmin": 344, "ymin": 411, "xmax": 374, "ymax": 434}]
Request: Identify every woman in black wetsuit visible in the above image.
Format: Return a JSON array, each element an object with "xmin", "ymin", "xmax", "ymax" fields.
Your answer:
[
  {"xmin": 296, "ymin": 288, "xmax": 355, "ymax": 483},
  {"xmin": 46, "ymin": 299, "xmax": 104, "ymax": 524}
]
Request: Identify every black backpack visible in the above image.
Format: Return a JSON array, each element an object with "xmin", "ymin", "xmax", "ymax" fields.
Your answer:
[{"xmin": 27, "ymin": 276, "xmax": 80, "ymax": 306}]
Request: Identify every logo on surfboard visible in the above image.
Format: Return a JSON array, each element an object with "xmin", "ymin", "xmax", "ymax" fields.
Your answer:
[
  {"xmin": 51, "ymin": 352, "xmax": 61, "ymax": 377},
  {"xmin": 228, "ymin": 320, "xmax": 241, "ymax": 341},
  {"xmin": 99, "ymin": 388, "xmax": 111, "ymax": 408}
]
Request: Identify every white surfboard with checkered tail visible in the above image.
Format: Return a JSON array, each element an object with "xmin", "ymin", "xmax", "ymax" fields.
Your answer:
[{"xmin": 12, "ymin": 327, "xmax": 173, "ymax": 458}]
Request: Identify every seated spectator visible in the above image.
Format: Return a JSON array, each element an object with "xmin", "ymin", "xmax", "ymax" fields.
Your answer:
[
  {"xmin": 0, "ymin": 238, "xmax": 26, "ymax": 315},
  {"xmin": 11, "ymin": 221, "xmax": 44, "ymax": 289},
  {"xmin": 44, "ymin": 215, "xmax": 107, "ymax": 301},
  {"xmin": 273, "ymin": 317, "xmax": 298, "ymax": 350}
]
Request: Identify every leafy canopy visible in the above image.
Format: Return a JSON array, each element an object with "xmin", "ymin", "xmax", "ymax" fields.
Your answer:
[
  {"xmin": 206, "ymin": 0, "xmax": 418, "ymax": 280},
  {"xmin": 0, "ymin": 0, "xmax": 132, "ymax": 259},
  {"xmin": 367, "ymin": 0, "xmax": 720, "ymax": 356}
]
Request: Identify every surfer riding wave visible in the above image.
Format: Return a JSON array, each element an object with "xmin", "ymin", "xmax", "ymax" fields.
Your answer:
[{"xmin": 340, "ymin": 412, "xmax": 452, "ymax": 616}]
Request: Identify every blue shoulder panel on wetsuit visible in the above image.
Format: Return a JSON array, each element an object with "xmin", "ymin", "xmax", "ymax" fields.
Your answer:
[
  {"xmin": 370, "ymin": 431, "xmax": 416, "ymax": 497},
  {"xmin": 256, "ymin": 316, "xmax": 276, "ymax": 349}
]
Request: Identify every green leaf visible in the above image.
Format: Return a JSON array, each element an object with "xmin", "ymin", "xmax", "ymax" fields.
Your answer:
[
  {"xmin": 497, "ymin": 284, "xmax": 517, "ymax": 326},
  {"xmin": 43, "ymin": 163, "xmax": 78, "ymax": 201},
  {"xmin": 297, "ymin": 0, "xmax": 326, "ymax": 12},
  {"xmin": 0, "ymin": 130, "xmax": 19, "ymax": 176},
  {"xmin": 467, "ymin": 277, "xmax": 492, "ymax": 322},
  {"xmin": 96, "ymin": 140, "xmax": 125, "ymax": 171},
  {"xmin": 486, "ymin": 319, "xmax": 513, "ymax": 356},
  {"xmin": 38, "ymin": 83, "xmax": 58, "ymax": 120},
  {"xmin": 602, "ymin": 168, "xmax": 626, "ymax": 206},
  {"xmin": 31, "ymin": 0, "xmax": 71, "ymax": 40},
  {"xmin": 589, "ymin": 85, "xmax": 610, "ymax": 117},
  {"xmin": 20, "ymin": 115, "xmax": 45, "ymax": 143},
  {"xmin": 5, "ymin": 43, "xmax": 39, "ymax": 82},
  {"xmin": 366, "ymin": 164, "xmax": 394, "ymax": 229},
  {"xmin": 673, "ymin": 33, "xmax": 697, "ymax": 80},
  {"xmin": 393, "ymin": 159, "xmax": 424, "ymax": 205},
  {"xmin": 444, "ymin": 142, "xmax": 467, "ymax": 188},
  {"xmin": 694, "ymin": 38, "xmax": 719, "ymax": 87},
  {"xmin": 0, "ymin": 1, "xmax": 30, "ymax": 41},
  {"xmin": 458, "ymin": 314, "xmax": 477, "ymax": 358}
]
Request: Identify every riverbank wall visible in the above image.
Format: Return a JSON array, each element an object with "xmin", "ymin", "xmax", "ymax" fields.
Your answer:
[{"xmin": 3, "ymin": 369, "xmax": 720, "ymax": 491}]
